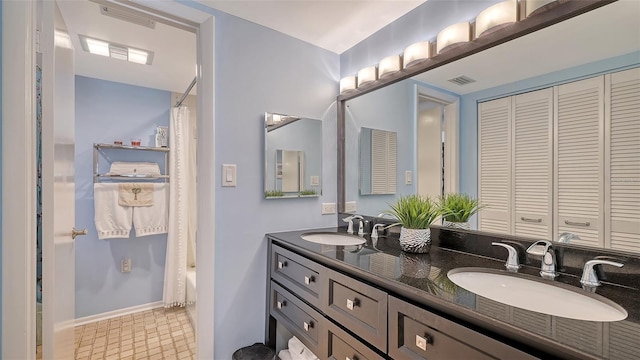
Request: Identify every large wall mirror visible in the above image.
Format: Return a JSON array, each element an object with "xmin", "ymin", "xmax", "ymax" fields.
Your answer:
[
  {"xmin": 339, "ymin": 1, "xmax": 640, "ymax": 252},
  {"xmin": 265, "ymin": 112, "xmax": 322, "ymax": 198}
]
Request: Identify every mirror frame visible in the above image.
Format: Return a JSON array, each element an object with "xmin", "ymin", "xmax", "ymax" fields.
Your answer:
[{"xmin": 336, "ymin": 0, "xmax": 614, "ymax": 213}]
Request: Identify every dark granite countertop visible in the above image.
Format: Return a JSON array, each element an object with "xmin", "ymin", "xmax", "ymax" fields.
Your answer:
[{"xmin": 267, "ymin": 226, "xmax": 640, "ymax": 360}]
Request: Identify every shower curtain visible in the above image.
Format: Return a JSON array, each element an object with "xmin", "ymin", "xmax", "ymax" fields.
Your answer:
[{"xmin": 163, "ymin": 106, "xmax": 196, "ymax": 307}]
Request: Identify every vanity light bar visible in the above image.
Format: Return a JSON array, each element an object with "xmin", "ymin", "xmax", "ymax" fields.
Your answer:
[
  {"xmin": 338, "ymin": 1, "xmax": 560, "ymax": 95},
  {"xmin": 475, "ymin": 0, "xmax": 518, "ymax": 38}
]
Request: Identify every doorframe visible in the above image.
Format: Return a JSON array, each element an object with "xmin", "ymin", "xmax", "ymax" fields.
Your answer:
[{"xmin": 1, "ymin": 2, "xmax": 216, "ymax": 358}]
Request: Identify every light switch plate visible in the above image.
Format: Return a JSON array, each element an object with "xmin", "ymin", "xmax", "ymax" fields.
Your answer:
[
  {"xmin": 222, "ymin": 164, "xmax": 236, "ymax": 187},
  {"xmin": 310, "ymin": 175, "xmax": 320, "ymax": 186},
  {"xmin": 405, "ymin": 170, "xmax": 413, "ymax": 185}
]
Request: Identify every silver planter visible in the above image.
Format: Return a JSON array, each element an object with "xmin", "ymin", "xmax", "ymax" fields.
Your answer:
[
  {"xmin": 399, "ymin": 227, "xmax": 431, "ymax": 253},
  {"xmin": 443, "ymin": 220, "xmax": 471, "ymax": 230}
]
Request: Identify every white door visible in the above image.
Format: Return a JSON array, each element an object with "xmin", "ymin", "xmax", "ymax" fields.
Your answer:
[{"xmin": 40, "ymin": 1, "xmax": 78, "ymax": 358}]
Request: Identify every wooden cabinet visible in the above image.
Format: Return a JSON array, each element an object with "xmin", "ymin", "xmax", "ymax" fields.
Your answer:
[
  {"xmin": 388, "ymin": 296, "xmax": 538, "ymax": 360},
  {"xmin": 267, "ymin": 242, "xmax": 538, "ymax": 359}
]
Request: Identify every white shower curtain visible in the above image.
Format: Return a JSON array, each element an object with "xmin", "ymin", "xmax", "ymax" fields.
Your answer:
[{"xmin": 163, "ymin": 106, "xmax": 195, "ymax": 307}]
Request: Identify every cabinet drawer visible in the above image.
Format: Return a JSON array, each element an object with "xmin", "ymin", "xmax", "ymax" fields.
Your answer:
[
  {"xmin": 325, "ymin": 269, "xmax": 387, "ymax": 352},
  {"xmin": 326, "ymin": 321, "xmax": 384, "ymax": 360},
  {"xmin": 389, "ymin": 296, "xmax": 538, "ymax": 360},
  {"xmin": 270, "ymin": 281, "xmax": 323, "ymax": 357},
  {"xmin": 271, "ymin": 244, "xmax": 325, "ymax": 308}
]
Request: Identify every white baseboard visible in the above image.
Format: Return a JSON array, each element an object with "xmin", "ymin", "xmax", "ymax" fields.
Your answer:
[{"xmin": 75, "ymin": 301, "xmax": 164, "ymax": 326}]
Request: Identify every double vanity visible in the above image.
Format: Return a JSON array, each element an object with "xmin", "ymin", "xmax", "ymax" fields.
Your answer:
[{"xmin": 265, "ymin": 225, "xmax": 640, "ymax": 360}]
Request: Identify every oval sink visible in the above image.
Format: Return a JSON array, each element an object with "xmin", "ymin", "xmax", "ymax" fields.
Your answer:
[
  {"xmin": 447, "ymin": 267, "xmax": 627, "ymax": 322},
  {"xmin": 300, "ymin": 232, "xmax": 366, "ymax": 246}
]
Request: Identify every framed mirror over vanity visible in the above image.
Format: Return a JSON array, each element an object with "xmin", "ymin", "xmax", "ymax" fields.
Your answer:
[
  {"xmin": 265, "ymin": 112, "xmax": 323, "ymax": 199},
  {"xmin": 337, "ymin": 0, "xmax": 639, "ymax": 254}
]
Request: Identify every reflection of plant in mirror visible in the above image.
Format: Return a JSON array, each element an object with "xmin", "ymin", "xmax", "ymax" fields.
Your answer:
[
  {"xmin": 299, "ymin": 189, "xmax": 317, "ymax": 196},
  {"xmin": 265, "ymin": 190, "xmax": 284, "ymax": 197},
  {"xmin": 386, "ymin": 195, "xmax": 442, "ymax": 229},
  {"xmin": 439, "ymin": 193, "xmax": 485, "ymax": 223}
]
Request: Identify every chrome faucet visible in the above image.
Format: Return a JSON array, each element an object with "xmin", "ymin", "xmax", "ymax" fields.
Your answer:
[
  {"xmin": 342, "ymin": 215, "xmax": 364, "ymax": 235},
  {"xmin": 492, "ymin": 242, "xmax": 520, "ymax": 272},
  {"xmin": 371, "ymin": 223, "xmax": 386, "ymax": 238},
  {"xmin": 580, "ymin": 259, "xmax": 624, "ymax": 292},
  {"xmin": 527, "ymin": 240, "xmax": 558, "ymax": 280},
  {"xmin": 377, "ymin": 212, "xmax": 396, "ymax": 219}
]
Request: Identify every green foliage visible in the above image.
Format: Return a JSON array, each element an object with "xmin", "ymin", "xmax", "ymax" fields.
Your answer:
[
  {"xmin": 385, "ymin": 195, "xmax": 442, "ymax": 229},
  {"xmin": 299, "ymin": 189, "xmax": 317, "ymax": 196},
  {"xmin": 265, "ymin": 190, "xmax": 284, "ymax": 197},
  {"xmin": 439, "ymin": 193, "xmax": 485, "ymax": 222}
]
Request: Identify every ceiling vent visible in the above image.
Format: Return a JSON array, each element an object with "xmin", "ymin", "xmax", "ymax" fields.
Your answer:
[
  {"xmin": 448, "ymin": 75, "xmax": 476, "ymax": 86},
  {"xmin": 100, "ymin": 5, "xmax": 156, "ymax": 29}
]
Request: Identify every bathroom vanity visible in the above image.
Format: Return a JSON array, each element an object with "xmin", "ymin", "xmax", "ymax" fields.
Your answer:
[{"xmin": 265, "ymin": 226, "xmax": 640, "ymax": 360}]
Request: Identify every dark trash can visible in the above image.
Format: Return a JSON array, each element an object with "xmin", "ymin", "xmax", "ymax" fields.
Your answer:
[{"xmin": 232, "ymin": 343, "xmax": 276, "ymax": 360}]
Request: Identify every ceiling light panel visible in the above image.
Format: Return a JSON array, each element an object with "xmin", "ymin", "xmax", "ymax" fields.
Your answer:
[{"xmin": 79, "ymin": 35, "xmax": 154, "ymax": 65}]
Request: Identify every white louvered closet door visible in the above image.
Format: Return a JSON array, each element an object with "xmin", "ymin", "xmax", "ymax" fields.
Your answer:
[
  {"xmin": 513, "ymin": 88, "xmax": 553, "ymax": 239},
  {"xmin": 606, "ymin": 67, "xmax": 640, "ymax": 253},
  {"xmin": 479, "ymin": 97, "xmax": 512, "ymax": 234},
  {"xmin": 555, "ymin": 76, "xmax": 604, "ymax": 247}
]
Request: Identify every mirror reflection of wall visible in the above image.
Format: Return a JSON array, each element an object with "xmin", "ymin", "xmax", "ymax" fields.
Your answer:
[
  {"xmin": 360, "ymin": 128, "xmax": 397, "ymax": 196},
  {"xmin": 265, "ymin": 112, "xmax": 322, "ymax": 198}
]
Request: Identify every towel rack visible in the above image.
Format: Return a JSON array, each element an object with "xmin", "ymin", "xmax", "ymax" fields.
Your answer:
[{"xmin": 93, "ymin": 143, "xmax": 170, "ymax": 183}]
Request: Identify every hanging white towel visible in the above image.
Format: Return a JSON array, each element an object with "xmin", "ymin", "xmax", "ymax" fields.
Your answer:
[
  {"xmin": 108, "ymin": 161, "xmax": 161, "ymax": 176},
  {"xmin": 94, "ymin": 183, "xmax": 133, "ymax": 239},
  {"xmin": 133, "ymin": 183, "xmax": 169, "ymax": 237},
  {"xmin": 118, "ymin": 183, "xmax": 154, "ymax": 206}
]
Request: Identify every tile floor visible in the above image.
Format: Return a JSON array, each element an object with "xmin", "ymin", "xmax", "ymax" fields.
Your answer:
[{"xmin": 38, "ymin": 306, "xmax": 195, "ymax": 360}]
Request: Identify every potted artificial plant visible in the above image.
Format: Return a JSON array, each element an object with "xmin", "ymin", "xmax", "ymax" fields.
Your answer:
[
  {"xmin": 386, "ymin": 195, "xmax": 442, "ymax": 253},
  {"xmin": 439, "ymin": 193, "xmax": 484, "ymax": 230}
]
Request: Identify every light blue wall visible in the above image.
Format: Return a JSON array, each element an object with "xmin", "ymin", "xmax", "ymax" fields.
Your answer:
[
  {"xmin": 340, "ymin": 0, "xmax": 502, "ymax": 77},
  {"xmin": 0, "ymin": 2, "xmax": 3, "ymax": 354},
  {"xmin": 458, "ymin": 51, "xmax": 640, "ymax": 212},
  {"xmin": 181, "ymin": 2, "xmax": 340, "ymax": 357},
  {"xmin": 74, "ymin": 76, "xmax": 171, "ymax": 318}
]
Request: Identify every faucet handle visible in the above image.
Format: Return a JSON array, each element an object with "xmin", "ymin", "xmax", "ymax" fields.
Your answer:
[
  {"xmin": 342, "ymin": 216, "xmax": 355, "ymax": 234},
  {"xmin": 371, "ymin": 223, "xmax": 385, "ymax": 238},
  {"xmin": 526, "ymin": 240, "xmax": 552, "ymax": 257},
  {"xmin": 492, "ymin": 242, "xmax": 521, "ymax": 272},
  {"xmin": 580, "ymin": 259, "xmax": 624, "ymax": 288}
]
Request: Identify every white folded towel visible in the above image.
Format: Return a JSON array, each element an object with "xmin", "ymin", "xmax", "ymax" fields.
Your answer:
[
  {"xmin": 133, "ymin": 183, "xmax": 169, "ymax": 237},
  {"xmin": 118, "ymin": 183, "xmax": 154, "ymax": 206},
  {"xmin": 288, "ymin": 336, "xmax": 319, "ymax": 360},
  {"xmin": 94, "ymin": 183, "xmax": 133, "ymax": 239},
  {"xmin": 108, "ymin": 161, "xmax": 161, "ymax": 176},
  {"xmin": 278, "ymin": 349, "xmax": 293, "ymax": 360}
]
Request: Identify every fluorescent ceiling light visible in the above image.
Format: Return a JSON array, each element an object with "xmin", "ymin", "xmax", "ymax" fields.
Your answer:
[
  {"xmin": 86, "ymin": 37, "xmax": 110, "ymax": 57},
  {"xmin": 78, "ymin": 35, "xmax": 154, "ymax": 65},
  {"xmin": 128, "ymin": 48, "xmax": 149, "ymax": 64}
]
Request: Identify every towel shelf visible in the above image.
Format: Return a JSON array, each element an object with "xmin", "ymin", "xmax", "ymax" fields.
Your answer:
[{"xmin": 93, "ymin": 143, "xmax": 170, "ymax": 183}]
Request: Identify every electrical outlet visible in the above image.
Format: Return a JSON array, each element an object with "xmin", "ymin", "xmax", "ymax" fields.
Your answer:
[
  {"xmin": 345, "ymin": 201, "xmax": 357, "ymax": 213},
  {"xmin": 322, "ymin": 203, "xmax": 336, "ymax": 214},
  {"xmin": 121, "ymin": 258, "xmax": 132, "ymax": 273}
]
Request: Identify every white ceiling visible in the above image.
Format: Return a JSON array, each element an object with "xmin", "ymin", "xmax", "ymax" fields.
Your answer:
[
  {"xmin": 194, "ymin": 0, "xmax": 426, "ymax": 54},
  {"xmin": 414, "ymin": 0, "xmax": 640, "ymax": 95}
]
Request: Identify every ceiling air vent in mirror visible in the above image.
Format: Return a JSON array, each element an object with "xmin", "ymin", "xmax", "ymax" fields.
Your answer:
[
  {"xmin": 448, "ymin": 75, "xmax": 476, "ymax": 86},
  {"xmin": 100, "ymin": 5, "xmax": 156, "ymax": 29}
]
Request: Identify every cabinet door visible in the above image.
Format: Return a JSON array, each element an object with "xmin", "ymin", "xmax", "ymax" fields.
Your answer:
[
  {"xmin": 554, "ymin": 76, "xmax": 604, "ymax": 247},
  {"xmin": 325, "ymin": 321, "xmax": 384, "ymax": 360},
  {"xmin": 478, "ymin": 97, "xmax": 512, "ymax": 234},
  {"xmin": 513, "ymin": 88, "xmax": 554, "ymax": 239},
  {"xmin": 605, "ymin": 67, "xmax": 640, "ymax": 253},
  {"xmin": 388, "ymin": 296, "xmax": 538, "ymax": 360},
  {"xmin": 271, "ymin": 244, "xmax": 325, "ymax": 308}
]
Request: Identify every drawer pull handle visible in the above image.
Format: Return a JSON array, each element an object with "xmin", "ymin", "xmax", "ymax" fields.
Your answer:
[
  {"xmin": 416, "ymin": 334, "xmax": 434, "ymax": 351},
  {"xmin": 346, "ymin": 298, "xmax": 359, "ymax": 311},
  {"xmin": 346, "ymin": 357, "xmax": 358, "ymax": 360},
  {"xmin": 304, "ymin": 276, "xmax": 315, "ymax": 285},
  {"xmin": 276, "ymin": 300, "xmax": 286, "ymax": 309},
  {"xmin": 521, "ymin": 217, "xmax": 542, "ymax": 223},
  {"xmin": 278, "ymin": 261, "xmax": 288, "ymax": 269},
  {"xmin": 565, "ymin": 220, "xmax": 590, "ymax": 227},
  {"xmin": 303, "ymin": 321, "xmax": 313, "ymax": 332}
]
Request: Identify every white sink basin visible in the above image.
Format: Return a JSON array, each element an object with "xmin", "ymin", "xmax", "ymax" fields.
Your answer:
[
  {"xmin": 447, "ymin": 268, "xmax": 627, "ymax": 322},
  {"xmin": 300, "ymin": 232, "xmax": 366, "ymax": 246}
]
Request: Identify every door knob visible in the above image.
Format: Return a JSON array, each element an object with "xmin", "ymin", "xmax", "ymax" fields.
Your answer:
[{"xmin": 72, "ymin": 228, "xmax": 88, "ymax": 240}]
